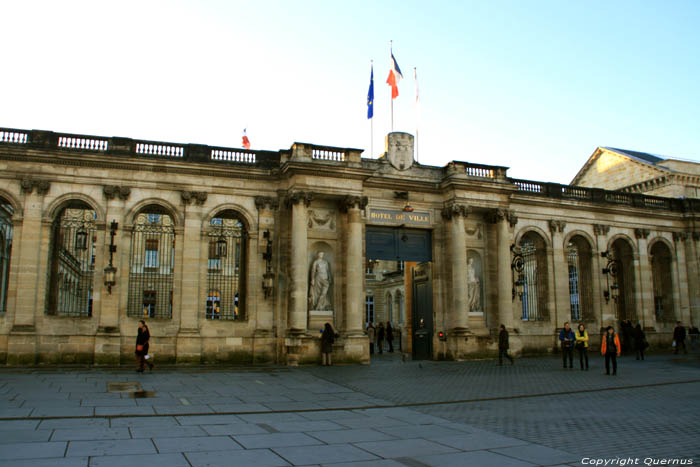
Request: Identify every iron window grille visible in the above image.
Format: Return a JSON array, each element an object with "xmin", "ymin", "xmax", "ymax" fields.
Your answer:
[
  {"xmin": 127, "ymin": 211, "xmax": 176, "ymax": 318},
  {"xmin": 206, "ymin": 213, "xmax": 245, "ymax": 320},
  {"xmin": 0, "ymin": 199, "xmax": 14, "ymax": 314},
  {"xmin": 46, "ymin": 206, "xmax": 97, "ymax": 316}
]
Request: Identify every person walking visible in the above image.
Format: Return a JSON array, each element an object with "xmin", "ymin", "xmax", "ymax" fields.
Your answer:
[
  {"xmin": 135, "ymin": 320, "xmax": 153, "ymax": 373},
  {"xmin": 574, "ymin": 323, "xmax": 589, "ymax": 370},
  {"xmin": 559, "ymin": 322, "xmax": 575, "ymax": 369},
  {"xmin": 386, "ymin": 321, "xmax": 394, "ymax": 353},
  {"xmin": 673, "ymin": 321, "xmax": 687, "ymax": 354},
  {"xmin": 376, "ymin": 322, "xmax": 385, "ymax": 354},
  {"xmin": 601, "ymin": 325, "xmax": 621, "ymax": 375},
  {"xmin": 321, "ymin": 322, "xmax": 336, "ymax": 366},
  {"xmin": 498, "ymin": 324, "xmax": 514, "ymax": 365},
  {"xmin": 367, "ymin": 323, "xmax": 376, "ymax": 355},
  {"xmin": 633, "ymin": 323, "xmax": 647, "ymax": 360}
]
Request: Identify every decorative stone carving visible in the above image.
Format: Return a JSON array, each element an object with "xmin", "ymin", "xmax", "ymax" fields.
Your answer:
[
  {"xmin": 593, "ymin": 224, "xmax": 610, "ymax": 236},
  {"xmin": 286, "ymin": 190, "xmax": 314, "ymax": 208},
  {"xmin": 309, "ymin": 251, "xmax": 332, "ymax": 311},
  {"xmin": 20, "ymin": 178, "xmax": 50, "ymax": 195},
  {"xmin": 467, "ymin": 252, "xmax": 483, "ymax": 313},
  {"xmin": 307, "ymin": 209, "xmax": 336, "ymax": 231},
  {"xmin": 548, "ymin": 219, "xmax": 567, "ymax": 233},
  {"xmin": 181, "ymin": 191, "xmax": 208, "ymax": 205},
  {"xmin": 634, "ymin": 228, "xmax": 650, "ymax": 239},
  {"xmin": 673, "ymin": 231, "xmax": 688, "ymax": 242},
  {"xmin": 340, "ymin": 195, "xmax": 368, "ymax": 212},
  {"xmin": 487, "ymin": 209, "xmax": 517, "ymax": 227},
  {"xmin": 441, "ymin": 202, "xmax": 470, "ymax": 220},
  {"xmin": 465, "ymin": 224, "xmax": 483, "ymax": 239},
  {"xmin": 103, "ymin": 185, "xmax": 131, "ymax": 200},
  {"xmin": 254, "ymin": 196, "xmax": 280, "ymax": 211},
  {"xmin": 386, "ymin": 132, "xmax": 414, "ymax": 171}
]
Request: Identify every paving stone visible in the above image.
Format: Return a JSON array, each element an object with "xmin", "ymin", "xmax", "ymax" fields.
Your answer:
[
  {"xmin": 323, "ymin": 461, "xmax": 406, "ymax": 467},
  {"xmin": 308, "ymin": 428, "xmax": 396, "ymax": 444},
  {"xmin": 354, "ymin": 438, "xmax": 459, "ymax": 458},
  {"xmin": 272, "ymin": 444, "xmax": 379, "ymax": 465},
  {"xmin": 492, "ymin": 444, "xmax": 580, "ymax": 465},
  {"xmin": 89, "ymin": 453, "xmax": 191, "ymax": 467},
  {"xmin": 153, "ymin": 435, "xmax": 242, "ymax": 453},
  {"xmin": 264, "ymin": 420, "xmax": 346, "ymax": 433},
  {"xmin": 234, "ymin": 432, "xmax": 323, "ymax": 449},
  {"xmin": 38, "ymin": 418, "xmax": 109, "ymax": 429},
  {"xmin": 0, "ymin": 420, "xmax": 41, "ymax": 431},
  {"xmin": 110, "ymin": 416, "xmax": 178, "ymax": 428},
  {"xmin": 375, "ymin": 423, "xmax": 468, "ymax": 440},
  {"xmin": 200, "ymin": 423, "xmax": 270, "ymax": 436},
  {"xmin": 95, "ymin": 406, "xmax": 157, "ymax": 416},
  {"xmin": 208, "ymin": 403, "xmax": 269, "ymax": 413},
  {"xmin": 0, "ymin": 457, "xmax": 89, "ymax": 467},
  {"xmin": 416, "ymin": 450, "xmax": 538, "ymax": 467},
  {"xmin": 65, "ymin": 439, "xmax": 156, "ymax": 457},
  {"xmin": 0, "ymin": 408, "xmax": 33, "ymax": 418},
  {"xmin": 0, "ymin": 442, "xmax": 67, "ymax": 460},
  {"xmin": 0, "ymin": 429, "xmax": 52, "ymax": 444},
  {"xmin": 130, "ymin": 425, "xmax": 208, "ymax": 438},
  {"xmin": 336, "ymin": 416, "xmax": 410, "ymax": 429},
  {"xmin": 176, "ymin": 414, "xmax": 244, "ymax": 425},
  {"xmin": 153, "ymin": 405, "xmax": 214, "ymax": 415},
  {"xmin": 237, "ymin": 412, "xmax": 308, "ymax": 424},
  {"xmin": 434, "ymin": 432, "xmax": 530, "ymax": 451},
  {"xmin": 51, "ymin": 427, "xmax": 131, "ymax": 441},
  {"xmin": 29, "ymin": 407, "xmax": 94, "ymax": 417},
  {"xmin": 185, "ymin": 449, "xmax": 291, "ymax": 467}
]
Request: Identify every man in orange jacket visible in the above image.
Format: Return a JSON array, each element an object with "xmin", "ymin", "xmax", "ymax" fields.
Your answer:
[{"xmin": 601, "ymin": 325, "xmax": 621, "ymax": 376}]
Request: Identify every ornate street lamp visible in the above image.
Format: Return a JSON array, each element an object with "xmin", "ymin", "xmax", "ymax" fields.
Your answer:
[{"xmin": 104, "ymin": 220, "xmax": 118, "ymax": 294}]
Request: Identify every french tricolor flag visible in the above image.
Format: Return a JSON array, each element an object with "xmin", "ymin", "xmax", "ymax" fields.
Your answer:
[
  {"xmin": 242, "ymin": 129, "xmax": 251, "ymax": 150},
  {"xmin": 386, "ymin": 52, "xmax": 403, "ymax": 99}
]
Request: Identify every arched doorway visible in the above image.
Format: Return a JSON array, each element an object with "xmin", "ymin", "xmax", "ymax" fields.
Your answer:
[
  {"xmin": 611, "ymin": 238, "xmax": 636, "ymax": 322},
  {"xmin": 520, "ymin": 231, "xmax": 549, "ymax": 321},
  {"xmin": 567, "ymin": 235, "xmax": 594, "ymax": 322},
  {"xmin": 651, "ymin": 241, "xmax": 674, "ymax": 323}
]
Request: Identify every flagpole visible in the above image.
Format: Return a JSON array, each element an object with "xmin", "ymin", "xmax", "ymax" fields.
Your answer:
[
  {"xmin": 390, "ymin": 40, "xmax": 394, "ymax": 132},
  {"xmin": 370, "ymin": 60, "xmax": 374, "ymax": 159},
  {"xmin": 414, "ymin": 67, "xmax": 419, "ymax": 163}
]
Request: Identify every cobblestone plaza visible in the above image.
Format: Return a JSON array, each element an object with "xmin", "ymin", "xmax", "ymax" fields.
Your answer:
[{"xmin": 1, "ymin": 352, "xmax": 698, "ymax": 466}]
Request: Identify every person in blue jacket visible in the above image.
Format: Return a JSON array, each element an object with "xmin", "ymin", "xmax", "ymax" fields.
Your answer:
[{"xmin": 559, "ymin": 322, "xmax": 575, "ymax": 369}]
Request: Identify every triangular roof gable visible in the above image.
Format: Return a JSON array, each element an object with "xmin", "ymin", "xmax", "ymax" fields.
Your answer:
[{"xmin": 570, "ymin": 147, "xmax": 672, "ymax": 186}]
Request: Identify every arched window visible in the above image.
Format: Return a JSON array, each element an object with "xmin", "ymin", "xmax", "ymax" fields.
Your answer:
[
  {"xmin": 46, "ymin": 202, "xmax": 97, "ymax": 316},
  {"xmin": 206, "ymin": 210, "xmax": 246, "ymax": 320},
  {"xmin": 127, "ymin": 207, "xmax": 176, "ymax": 318},
  {"xmin": 365, "ymin": 294, "xmax": 374, "ymax": 324},
  {"xmin": 567, "ymin": 236, "xmax": 594, "ymax": 322},
  {"xmin": 651, "ymin": 242, "xmax": 674, "ymax": 323},
  {"xmin": 520, "ymin": 231, "xmax": 548, "ymax": 321},
  {"xmin": 611, "ymin": 238, "xmax": 636, "ymax": 322},
  {"xmin": 0, "ymin": 198, "xmax": 14, "ymax": 313}
]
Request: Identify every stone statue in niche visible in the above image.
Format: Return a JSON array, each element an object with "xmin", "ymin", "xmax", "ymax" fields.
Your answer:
[
  {"xmin": 467, "ymin": 256, "xmax": 482, "ymax": 313},
  {"xmin": 309, "ymin": 251, "xmax": 332, "ymax": 311}
]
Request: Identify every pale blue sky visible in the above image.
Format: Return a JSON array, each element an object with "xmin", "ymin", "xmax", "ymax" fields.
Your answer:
[{"xmin": 2, "ymin": 0, "xmax": 699, "ymax": 183}]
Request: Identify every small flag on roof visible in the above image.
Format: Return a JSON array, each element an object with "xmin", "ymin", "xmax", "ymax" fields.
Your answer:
[
  {"xmin": 242, "ymin": 129, "xmax": 250, "ymax": 150},
  {"xmin": 386, "ymin": 52, "xmax": 403, "ymax": 99}
]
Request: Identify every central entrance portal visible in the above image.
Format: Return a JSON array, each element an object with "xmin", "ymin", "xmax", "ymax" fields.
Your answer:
[{"xmin": 365, "ymin": 226, "xmax": 433, "ymax": 360}]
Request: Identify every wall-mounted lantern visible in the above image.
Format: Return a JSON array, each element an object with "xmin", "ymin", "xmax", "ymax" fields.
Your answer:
[
  {"xmin": 75, "ymin": 228, "xmax": 88, "ymax": 251},
  {"xmin": 601, "ymin": 250, "xmax": 620, "ymax": 304},
  {"xmin": 261, "ymin": 230, "xmax": 274, "ymax": 298},
  {"xmin": 511, "ymin": 244, "xmax": 525, "ymax": 301},
  {"xmin": 104, "ymin": 220, "xmax": 118, "ymax": 294}
]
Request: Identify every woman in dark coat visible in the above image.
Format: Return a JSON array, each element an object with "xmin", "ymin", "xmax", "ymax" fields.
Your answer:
[
  {"xmin": 135, "ymin": 320, "xmax": 153, "ymax": 372},
  {"xmin": 386, "ymin": 321, "xmax": 394, "ymax": 353},
  {"xmin": 321, "ymin": 322, "xmax": 335, "ymax": 366}
]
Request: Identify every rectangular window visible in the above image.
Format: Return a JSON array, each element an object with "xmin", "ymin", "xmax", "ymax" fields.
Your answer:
[
  {"xmin": 145, "ymin": 239, "xmax": 159, "ymax": 269},
  {"xmin": 365, "ymin": 295, "xmax": 375, "ymax": 324}
]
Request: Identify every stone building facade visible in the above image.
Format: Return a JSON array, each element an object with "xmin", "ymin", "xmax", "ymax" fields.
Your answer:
[{"xmin": 0, "ymin": 127, "xmax": 698, "ymax": 365}]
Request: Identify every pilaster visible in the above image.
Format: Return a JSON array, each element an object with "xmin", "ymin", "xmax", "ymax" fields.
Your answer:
[
  {"xmin": 287, "ymin": 190, "xmax": 312, "ymax": 335},
  {"xmin": 488, "ymin": 209, "xmax": 516, "ymax": 331},
  {"xmin": 442, "ymin": 202, "xmax": 470, "ymax": 333},
  {"xmin": 635, "ymin": 228, "xmax": 655, "ymax": 329},
  {"xmin": 549, "ymin": 220, "xmax": 569, "ymax": 325},
  {"xmin": 342, "ymin": 196, "xmax": 367, "ymax": 339}
]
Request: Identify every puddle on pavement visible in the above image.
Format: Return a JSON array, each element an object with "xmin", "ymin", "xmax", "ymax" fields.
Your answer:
[
  {"xmin": 107, "ymin": 382, "xmax": 142, "ymax": 393},
  {"xmin": 129, "ymin": 390, "xmax": 157, "ymax": 398}
]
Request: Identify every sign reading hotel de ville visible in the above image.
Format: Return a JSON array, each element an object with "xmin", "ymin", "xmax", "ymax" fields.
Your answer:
[{"xmin": 369, "ymin": 209, "xmax": 431, "ymax": 226}]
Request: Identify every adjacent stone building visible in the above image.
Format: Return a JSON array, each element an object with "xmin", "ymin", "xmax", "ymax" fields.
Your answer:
[{"xmin": 0, "ymin": 128, "xmax": 698, "ymax": 365}]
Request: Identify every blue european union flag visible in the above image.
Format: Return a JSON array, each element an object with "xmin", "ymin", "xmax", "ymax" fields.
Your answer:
[{"xmin": 367, "ymin": 65, "xmax": 374, "ymax": 119}]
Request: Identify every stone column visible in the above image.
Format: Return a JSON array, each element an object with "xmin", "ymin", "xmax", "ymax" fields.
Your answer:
[
  {"xmin": 176, "ymin": 191, "xmax": 208, "ymax": 363},
  {"xmin": 343, "ymin": 196, "xmax": 366, "ymax": 336},
  {"xmin": 287, "ymin": 191, "xmax": 312, "ymax": 335},
  {"xmin": 442, "ymin": 202, "xmax": 470, "ymax": 332},
  {"xmin": 683, "ymin": 233, "xmax": 700, "ymax": 326},
  {"xmin": 549, "ymin": 220, "xmax": 568, "ymax": 325},
  {"xmin": 489, "ymin": 209, "xmax": 516, "ymax": 331},
  {"xmin": 7, "ymin": 179, "xmax": 50, "ymax": 364},
  {"xmin": 94, "ymin": 186, "xmax": 130, "ymax": 364},
  {"xmin": 635, "ymin": 228, "xmax": 655, "ymax": 329}
]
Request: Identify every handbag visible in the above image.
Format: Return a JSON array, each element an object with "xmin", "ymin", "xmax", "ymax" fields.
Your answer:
[
  {"xmin": 136, "ymin": 344, "xmax": 144, "ymax": 352},
  {"xmin": 672, "ymin": 340, "xmax": 676, "ymax": 348}
]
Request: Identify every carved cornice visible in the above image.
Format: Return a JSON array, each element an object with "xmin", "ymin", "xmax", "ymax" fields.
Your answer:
[
  {"xmin": 593, "ymin": 224, "xmax": 610, "ymax": 236},
  {"xmin": 548, "ymin": 219, "xmax": 566, "ymax": 233},
  {"xmin": 672, "ymin": 231, "xmax": 688, "ymax": 242},
  {"xmin": 441, "ymin": 202, "xmax": 470, "ymax": 220},
  {"xmin": 340, "ymin": 195, "xmax": 368, "ymax": 212},
  {"xmin": 254, "ymin": 196, "xmax": 280, "ymax": 211},
  {"xmin": 20, "ymin": 178, "xmax": 51, "ymax": 195},
  {"xmin": 285, "ymin": 190, "xmax": 314, "ymax": 208},
  {"xmin": 103, "ymin": 185, "xmax": 131, "ymax": 200},
  {"xmin": 181, "ymin": 191, "xmax": 208, "ymax": 205},
  {"xmin": 485, "ymin": 208, "xmax": 517, "ymax": 227},
  {"xmin": 634, "ymin": 228, "xmax": 650, "ymax": 240}
]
